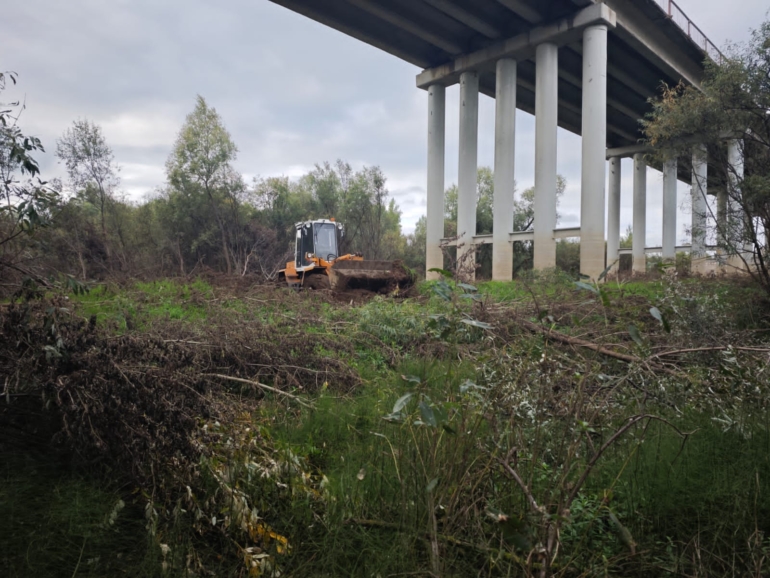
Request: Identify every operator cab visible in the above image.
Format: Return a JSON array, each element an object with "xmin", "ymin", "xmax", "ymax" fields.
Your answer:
[{"xmin": 294, "ymin": 219, "xmax": 345, "ymax": 270}]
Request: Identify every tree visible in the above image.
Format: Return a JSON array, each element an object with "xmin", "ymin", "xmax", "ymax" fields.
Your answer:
[
  {"xmin": 443, "ymin": 168, "xmax": 566, "ymax": 277},
  {"xmin": 619, "ymin": 225, "xmax": 633, "ymax": 249},
  {"xmin": 250, "ymin": 175, "xmax": 315, "ymax": 277},
  {"xmin": 0, "ymin": 71, "xmax": 60, "ymax": 283},
  {"xmin": 443, "ymin": 169, "xmax": 565, "ymax": 233},
  {"xmin": 403, "ymin": 215, "xmax": 427, "ymax": 274},
  {"xmin": 56, "ymin": 119, "xmax": 119, "ymax": 256},
  {"xmin": 302, "ymin": 160, "xmax": 347, "ymax": 218},
  {"xmin": 643, "ymin": 17, "xmax": 770, "ymax": 292},
  {"xmin": 166, "ymin": 95, "xmax": 240, "ymax": 274},
  {"xmin": 516, "ymin": 175, "xmax": 566, "ymax": 232},
  {"xmin": 342, "ymin": 165, "xmax": 396, "ymax": 259}
]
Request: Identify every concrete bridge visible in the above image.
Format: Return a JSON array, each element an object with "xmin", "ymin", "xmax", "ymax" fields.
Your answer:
[{"xmin": 268, "ymin": 0, "xmax": 740, "ymax": 279}]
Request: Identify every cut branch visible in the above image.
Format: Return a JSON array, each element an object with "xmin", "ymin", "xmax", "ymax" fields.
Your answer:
[{"xmin": 205, "ymin": 373, "xmax": 314, "ymax": 408}]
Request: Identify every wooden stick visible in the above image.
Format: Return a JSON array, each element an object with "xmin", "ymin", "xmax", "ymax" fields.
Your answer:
[
  {"xmin": 651, "ymin": 346, "xmax": 770, "ymax": 359},
  {"xmin": 518, "ymin": 318, "xmax": 684, "ymax": 377},
  {"xmin": 519, "ymin": 318, "xmax": 640, "ymax": 363},
  {"xmin": 205, "ymin": 373, "xmax": 314, "ymax": 408}
]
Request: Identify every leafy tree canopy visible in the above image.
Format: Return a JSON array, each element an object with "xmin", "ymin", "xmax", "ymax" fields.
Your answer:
[{"xmin": 643, "ymin": 17, "xmax": 770, "ymax": 292}]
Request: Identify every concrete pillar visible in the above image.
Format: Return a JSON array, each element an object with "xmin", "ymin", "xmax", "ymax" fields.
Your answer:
[
  {"xmin": 533, "ymin": 43, "xmax": 558, "ymax": 271},
  {"xmin": 457, "ymin": 71, "xmax": 479, "ymax": 279},
  {"xmin": 691, "ymin": 143, "xmax": 708, "ymax": 273},
  {"xmin": 580, "ymin": 25, "xmax": 608, "ymax": 280},
  {"xmin": 607, "ymin": 157, "xmax": 621, "ymax": 269},
  {"xmin": 425, "ymin": 85, "xmax": 446, "ymax": 280},
  {"xmin": 632, "ymin": 153, "xmax": 647, "ymax": 274},
  {"xmin": 662, "ymin": 158, "xmax": 677, "ymax": 261},
  {"xmin": 493, "ymin": 59, "xmax": 517, "ymax": 281}
]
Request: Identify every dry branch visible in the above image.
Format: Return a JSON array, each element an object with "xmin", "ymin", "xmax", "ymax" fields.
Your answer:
[
  {"xmin": 517, "ymin": 318, "xmax": 688, "ymax": 378},
  {"xmin": 205, "ymin": 373, "xmax": 314, "ymax": 409},
  {"xmin": 651, "ymin": 346, "xmax": 770, "ymax": 359},
  {"xmin": 519, "ymin": 318, "xmax": 637, "ymax": 363}
]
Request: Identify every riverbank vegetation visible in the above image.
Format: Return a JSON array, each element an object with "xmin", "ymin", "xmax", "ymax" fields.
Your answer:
[{"xmin": 2, "ymin": 271, "xmax": 770, "ymax": 577}]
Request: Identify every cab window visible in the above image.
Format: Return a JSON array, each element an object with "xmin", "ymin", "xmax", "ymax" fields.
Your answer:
[{"xmin": 313, "ymin": 223, "xmax": 338, "ymax": 261}]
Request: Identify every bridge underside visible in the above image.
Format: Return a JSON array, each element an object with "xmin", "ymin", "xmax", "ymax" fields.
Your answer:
[
  {"xmin": 268, "ymin": 0, "xmax": 733, "ymax": 280},
  {"xmin": 269, "ymin": 0, "xmax": 707, "ymax": 157}
]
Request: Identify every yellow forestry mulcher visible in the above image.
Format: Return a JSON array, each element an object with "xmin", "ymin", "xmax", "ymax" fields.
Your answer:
[{"xmin": 278, "ymin": 219, "xmax": 413, "ymax": 292}]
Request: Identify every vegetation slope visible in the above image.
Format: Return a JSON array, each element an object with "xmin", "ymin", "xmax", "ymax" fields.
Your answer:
[{"xmin": 2, "ymin": 271, "xmax": 770, "ymax": 578}]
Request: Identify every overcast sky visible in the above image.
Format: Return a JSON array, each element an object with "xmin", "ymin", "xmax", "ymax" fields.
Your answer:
[{"xmin": 3, "ymin": 0, "xmax": 765, "ymax": 242}]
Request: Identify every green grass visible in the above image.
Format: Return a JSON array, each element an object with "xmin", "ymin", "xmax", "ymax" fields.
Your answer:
[
  {"xmin": 71, "ymin": 278, "xmax": 213, "ymax": 331},
  {"xmin": 588, "ymin": 409, "xmax": 770, "ymax": 574},
  {"xmin": 266, "ymin": 359, "xmax": 488, "ymax": 577},
  {"xmin": 0, "ymin": 454, "xmax": 155, "ymax": 578}
]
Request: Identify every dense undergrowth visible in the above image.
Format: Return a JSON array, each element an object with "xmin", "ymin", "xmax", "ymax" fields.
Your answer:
[{"xmin": 2, "ymin": 271, "xmax": 770, "ymax": 577}]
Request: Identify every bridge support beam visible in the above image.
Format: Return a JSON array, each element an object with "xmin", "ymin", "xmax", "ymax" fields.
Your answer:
[
  {"xmin": 425, "ymin": 84, "xmax": 446, "ymax": 280},
  {"xmin": 493, "ymin": 59, "xmax": 517, "ymax": 281},
  {"xmin": 607, "ymin": 156, "xmax": 621, "ymax": 270},
  {"xmin": 632, "ymin": 153, "xmax": 647, "ymax": 274},
  {"xmin": 533, "ymin": 43, "xmax": 558, "ymax": 271},
  {"xmin": 691, "ymin": 143, "xmax": 708, "ymax": 273},
  {"xmin": 580, "ymin": 24, "xmax": 608, "ymax": 280},
  {"xmin": 662, "ymin": 157, "xmax": 678, "ymax": 261},
  {"xmin": 457, "ymin": 71, "xmax": 479, "ymax": 279}
]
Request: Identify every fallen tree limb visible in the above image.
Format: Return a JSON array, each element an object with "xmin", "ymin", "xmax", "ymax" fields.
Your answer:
[
  {"xmin": 205, "ymin": 373, "xmax": 314, "ymax": 409},
  {"xmin": 519, "ymin": 319, "xmax": 687, "ymax": 379},
  {"xmin": 519, "ymin": 319, "xmax": 640, "ymax": 364},
  {"xmin": 520, "ymin": 319, "xmax": 769, "ymax": 372}
]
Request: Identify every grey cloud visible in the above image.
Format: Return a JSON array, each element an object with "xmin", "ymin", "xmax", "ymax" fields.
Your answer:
[{"xmin": 3, "ymin": 0, "xmax": 763, "ymax": 235}]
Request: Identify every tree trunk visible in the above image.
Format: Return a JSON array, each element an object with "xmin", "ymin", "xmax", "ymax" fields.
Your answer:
[
  {"xmin": 204, "ymin": 184, "xmax": 232, "ymax": 275},
  {"xmin": 176, "ymin": 239, "xmax": 186, "ymax": 276},
  {"xmin": 98, "ymin": 185, "xmax": 111, "ymax": 261},
  {"xmin": 220, "ymin": 226, "xmax": 232, "ymax": 275}
]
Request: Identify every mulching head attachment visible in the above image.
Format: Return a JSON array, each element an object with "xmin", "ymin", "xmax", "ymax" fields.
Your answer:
[{"xmin": 328, "ymin": 259, "xmax": 414, "ymax": 293}]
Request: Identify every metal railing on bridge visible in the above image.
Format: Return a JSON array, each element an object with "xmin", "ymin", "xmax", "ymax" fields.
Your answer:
[{"xmin": 653, "ymin": 0, "xmax": 725, "ymax": 63}]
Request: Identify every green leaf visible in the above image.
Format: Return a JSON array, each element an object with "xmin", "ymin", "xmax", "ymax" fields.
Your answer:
[
  {"xmin": 628, "ymin": 324, "xmax": 644, "ymax": 346},
  {"xmin": 598, "ymin": 286, "xmax": 611, "ymax": 308},
  {"xmin": 426, "ymin": 477, "xmax": 439, "ymax": 493},
  {"xmin": 428, "ymin": 268, "xmax": 453, "ymax": 278},
  {"xmin": 392, "ymin": 393, "xmax": 413, "ymax": 414},
  {"xmin": 419, "ymin": 400, "xmax": 437, "ymax": 427},
  {"xmin": 457, "ymin": 282, "xmax": 478, "ymax": 293},
  {"xmin": 432, "ymin": 281, "xmax": 453, "ymax": 301},
  {"xmin": 608, "ymin": 511, "xmax": 636, "ymax": 553},
  {"xmin": 383, "ymin": 412, "xmax": 404, "ymax": 423},
  {"xmin": 400, "ymin": 374, "xmax": 421, "ymax": 384},
  {"xmin": 650, "ymin": 307, "xmax": 671, "ymax": 333},
  {"xmin": 598, "ymin": 263, "xmax": 614, "ymax": 281},
  {"xmin": 574, "ymin": 281, "xmax": 599, "ymax": 294},
  {"xmin": 459, "ymin": 318, "xmax": 492, "ymax": 329},
  {"xmin": 433, "ymin": 404, "xmax": 448, "ymax": 424},
  {"xmin": 459, "ymin": 380, "xmax": 487, "ymax": 393}
]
